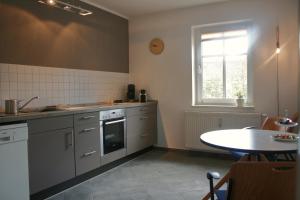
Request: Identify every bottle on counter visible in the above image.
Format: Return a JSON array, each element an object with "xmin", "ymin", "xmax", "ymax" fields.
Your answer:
[
  {"xmin": 139, "ymin": 89, "xmax": 147, "ymax": 103},
  {"xmin": 127, "ymin": 84, "xmax": 136, "ymax": 102}
]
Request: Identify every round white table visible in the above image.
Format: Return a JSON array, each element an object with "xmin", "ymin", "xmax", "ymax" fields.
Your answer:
[{"xmin": 200, "ymin": 129, "xmax": 298, "ymax": 154}]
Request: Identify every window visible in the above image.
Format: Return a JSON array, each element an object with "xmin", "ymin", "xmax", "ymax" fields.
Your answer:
[{"xmin": 192, "ymin": 21, "xmax": 253, "ymax": 106}]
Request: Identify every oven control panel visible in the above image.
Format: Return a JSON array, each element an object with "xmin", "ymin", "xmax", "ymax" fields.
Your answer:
[{"xmin": 99, "ymin": 109, "xmax": 125, "ymax": 120}]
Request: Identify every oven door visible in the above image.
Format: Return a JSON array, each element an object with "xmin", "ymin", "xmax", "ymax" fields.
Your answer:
[{"xmin": 100, "ymin": 117, "xmax": 126, "ymax": 156}]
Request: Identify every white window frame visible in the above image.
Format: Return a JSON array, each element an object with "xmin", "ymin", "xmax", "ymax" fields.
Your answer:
[{"xmin": 192, "ymin": 20, "xmax": 253, "ymax": 106}]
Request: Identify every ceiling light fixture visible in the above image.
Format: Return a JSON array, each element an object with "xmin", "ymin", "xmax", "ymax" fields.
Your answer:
[
  {"xmin": 79, "ymin": 9, "xmax": 92, "ymax": 16},
  {"xmin": 38, "ymin": 0, "xmax": 46, "ymax": 4},
  {"xmin": 37, "ymin": 0, "xmax": 92, "ymax": 16},
  {"xmin": 47, "ymin": 0, "xmax": 56, "ymax": 5},
  {"xmin": 63, "ymin": 5, "xmax": 72, "ymax": 11}
]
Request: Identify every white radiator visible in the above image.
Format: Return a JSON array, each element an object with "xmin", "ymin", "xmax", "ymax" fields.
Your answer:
[{"xmin": 184, "ymin": 112, "xmax": 262, "ymax": 152}]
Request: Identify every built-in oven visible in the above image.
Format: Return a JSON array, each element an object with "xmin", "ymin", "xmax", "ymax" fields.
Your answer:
[{"xmin": 100, "ymin": 109, "xmax": 126, "ymax": 165}]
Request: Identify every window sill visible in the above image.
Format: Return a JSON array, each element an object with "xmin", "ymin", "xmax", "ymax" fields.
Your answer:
[{"xmin": 191, "ymin": 104, "xmax": 255, "ymax": 113}]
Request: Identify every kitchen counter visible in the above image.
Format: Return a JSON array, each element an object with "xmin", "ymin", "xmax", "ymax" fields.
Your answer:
[{"xmin": 0, "ymin": 101, "xmax": 157, "ymax": 124}]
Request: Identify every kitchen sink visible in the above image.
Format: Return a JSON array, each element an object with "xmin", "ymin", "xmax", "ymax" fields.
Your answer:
[
  {"xmin": 20, "ymin": 106, "xmax": 66, "ymax": 113},
  {"xmin": 62, "ymin": 106, "xmax": 87, "ymax": 111},
  {"xmin": 17, "ymin": 102, "xmax": 121, "ymax": 114},
  {"xmin": 21, "ymin": 103, "xmax": 108, "ymax": 113}
]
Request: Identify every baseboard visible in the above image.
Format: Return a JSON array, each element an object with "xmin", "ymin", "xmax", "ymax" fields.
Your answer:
[
  {"xmin": 153, "ymin": 146, "xmax": 234, "ymax": 160},
  {"xmin": 30, "ymin": 146, "xmax": 153, "ymax": 200},
  {"xmin": 30, "ymin": 146, "xmax": 232, "ymax": 200}
]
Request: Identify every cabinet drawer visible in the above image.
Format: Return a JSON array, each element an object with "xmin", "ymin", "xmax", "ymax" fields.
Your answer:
[
  {"xmin": 28, "ymin": 115, "xmax": 73, "ymax": 134},
  {"xmin": 127, "ymin": 131, "xmax": 154, "ymax": 155},
  {"xmin": 74, "ymin": 124, "xmax": 100, "ymax": 175},
  {"xmin": 74, "ymin": 112, "xmax": 99, "ymax": 126},
  {"xmin": 75, "ymin": 123, "xmax": 99, "ymax": 136},
  {"xmin": 127, "ymin": 114, "xmax": 156, "ymax": 136},
  {"xmin": 126, "ymin": 105, "xmax": 156, "ymax": 117}
]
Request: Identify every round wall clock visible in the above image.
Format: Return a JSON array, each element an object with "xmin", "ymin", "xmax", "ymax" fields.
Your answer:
[{"xmin": 149, "ymin": 38, "xmax": 164, "ymax": 55}]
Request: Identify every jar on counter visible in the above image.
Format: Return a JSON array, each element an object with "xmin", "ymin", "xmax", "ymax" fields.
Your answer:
[{"xmin": 139, "ymin": 89, "xmax": 147, "ymax": 103}]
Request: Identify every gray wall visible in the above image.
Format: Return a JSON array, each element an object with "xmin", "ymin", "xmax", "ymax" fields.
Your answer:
[{"xmin": 0, "ymin": 0, "xmax": 129, "ymax": 73}]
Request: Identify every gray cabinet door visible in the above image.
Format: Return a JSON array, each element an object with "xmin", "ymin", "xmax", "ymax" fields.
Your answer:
[
  {"xmin": 127, "ymin": 113, "xmax": 156, "ymax": 155},
  {"xmin": 28, "ymin": 128, "xmax": 75, "ymax": 194},
  {"xmin": 74, "ymin": 123, "xmax": 101, "ymax": 176}
]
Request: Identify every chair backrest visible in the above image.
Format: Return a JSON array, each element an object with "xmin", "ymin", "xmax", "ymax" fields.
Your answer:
[
  {"xmin": 261, "ymin": 112, "xmax": 299, "ymax": 132},
  {"xmin": 260, "ymin": 117, "xmax": 281, "ymax": 131},
  {"xmin": 228, "ymin": 162, "xmax": 296, "ymax": 200}
]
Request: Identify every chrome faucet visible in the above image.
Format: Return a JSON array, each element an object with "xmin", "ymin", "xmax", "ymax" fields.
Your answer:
[{"xmin": 18, "ymin": 96, "xmax": 40, "ymax": 111}]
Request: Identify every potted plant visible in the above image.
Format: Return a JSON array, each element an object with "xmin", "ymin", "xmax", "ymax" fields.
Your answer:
[{"xmin": 235, "ymin": 91, "xmax": 244, "ymax": 107}]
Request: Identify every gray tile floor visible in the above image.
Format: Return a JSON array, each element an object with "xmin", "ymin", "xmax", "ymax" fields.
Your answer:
[{"xmin": 47, "ymin": 150, "xmax": 232, "ymax": 200}]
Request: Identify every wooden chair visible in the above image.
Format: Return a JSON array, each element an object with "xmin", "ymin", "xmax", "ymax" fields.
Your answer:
[
  {"xmin": 230, "ymin": 112, "xmax": 299, "ymax": 160},
  {"xmin": 206, "ymin": 162, "xmax": 296, "ymax": 200},
  {"xmin": 261, "ymin": 112, "xmax": 299, "ymax": 132}
]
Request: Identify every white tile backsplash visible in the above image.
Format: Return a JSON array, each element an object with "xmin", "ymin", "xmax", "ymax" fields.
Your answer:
[{"xmin": 0, "ymin": 63, "xmax": 129, "ymax": 109}]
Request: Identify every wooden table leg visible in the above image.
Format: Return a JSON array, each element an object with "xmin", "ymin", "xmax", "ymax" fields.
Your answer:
[
  {"xmin": 287, "ymin": 153, "xmax": 295, "ymax": 161},
  {"xmin": 259, "ymin": 154, "xmax": 268, "ymax": 161}
]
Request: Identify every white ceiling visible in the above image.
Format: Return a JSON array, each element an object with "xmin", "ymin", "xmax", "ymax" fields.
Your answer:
[{"xmin": 81, "ymin": 0, "xmax": 230, "ymax": 18}]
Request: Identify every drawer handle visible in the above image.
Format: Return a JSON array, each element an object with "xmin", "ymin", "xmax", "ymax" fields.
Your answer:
[
  {"xmin": 81, "ymin": 116, "xmax": 95, "ymax": 120},
  {"xmin": 65, "ymin": 132, "xmax": 73, "ymax": 149},
  {"xmin": 82, "ymin": 150, "xmax": 97, "ymax": 157},
  {"xmin": 140, "ymin": 108, "xmax": 148, "ymax": 111},
  {"xmin": 0, "ymin": 136, "xmax": 12, "ymax": 143},
  {"xmin": 140, "ymin": 117, "xmax": 148, "ymax": 120},
  {"xmin": 81, "ymin": 128, "xmax": 96, "ymax": 133}
]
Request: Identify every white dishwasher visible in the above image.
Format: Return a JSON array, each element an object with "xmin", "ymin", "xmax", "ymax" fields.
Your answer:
[{"xmin": 0, "ymin": 123, "xmax": 29, "ymax": 200}]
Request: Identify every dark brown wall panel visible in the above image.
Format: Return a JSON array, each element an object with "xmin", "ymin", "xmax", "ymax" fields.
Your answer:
[{"xmin": 0, "ymin": 0, "xmax": 129, "ymax": 73}]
